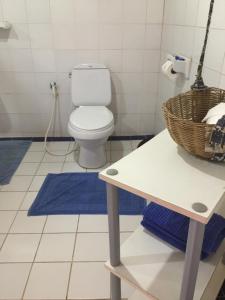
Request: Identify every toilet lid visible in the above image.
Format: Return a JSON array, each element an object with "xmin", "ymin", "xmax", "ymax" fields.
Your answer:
[{"xmin": 69, "ymin": 106, "xmax": 114, "ymax": 131}]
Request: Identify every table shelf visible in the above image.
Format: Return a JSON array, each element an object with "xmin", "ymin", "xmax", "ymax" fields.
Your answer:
[
  {"xmin": 106, "ymin": 226, "xmax": 225, "ymax": 300},
  {"xmin": 100, "ymin": 130, "xmax": 225, "ymax": 300},
  {"xmin": 100, "ymin": 130, "xmax": 225, "ymax": 224}
]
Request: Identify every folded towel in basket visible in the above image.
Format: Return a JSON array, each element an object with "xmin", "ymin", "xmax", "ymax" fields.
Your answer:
[
  {"xmin": 141, "ymin": 203, "xmax": 225, "ymax": 260},
  {"xmin": 202, "ymin": 103, "xmax": 225, "ymax": 125}
]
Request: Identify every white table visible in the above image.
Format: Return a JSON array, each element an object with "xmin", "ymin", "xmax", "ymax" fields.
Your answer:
[{"xmin": 99, "ymin": 130, "xmax": 225, "ymax": 300}]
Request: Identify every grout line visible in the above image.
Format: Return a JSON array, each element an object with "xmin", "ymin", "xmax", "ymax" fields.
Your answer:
[
  {"xmin": 0, "ymin": 209, "xmax": 20, "ymax": 254},
  {"xmin": 66, "ymin": 215, "xmax": 80, "ymax": 299},
  {"xmin": 18, "ymin": 152, "xmax": 43, "ymax": 209},
  {"xmin": 21, "ymin": 216, "xmax": 48, "ymax": 300},
  {"xmin": 61, "ymin": 141, "xmax": 72, "ymax": 172},
  {"xmin": 0, "ymin": 260, "xmax": 74, "ymax": 265},
  {"xmin": 0, "ymin": 230, "xmax": 135, "ymax": 235},
  {"xmin": 0, "ymin": 259, "xmax": 114, "ymax": 264}
]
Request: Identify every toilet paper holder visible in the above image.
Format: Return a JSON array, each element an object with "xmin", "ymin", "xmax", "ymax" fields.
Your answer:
[
  {"xmin": 167, "ymin": 54, "xmax": 191, "ymax": 79},
  {"xmin": 0, "ymin": 21, "xmax": 11, "ymax": 30}
]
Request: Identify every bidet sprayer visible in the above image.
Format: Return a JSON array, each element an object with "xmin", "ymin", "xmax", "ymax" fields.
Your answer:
[{"xmin": 50, "ymin": 81, "xmax": 58, "ymax": 97}]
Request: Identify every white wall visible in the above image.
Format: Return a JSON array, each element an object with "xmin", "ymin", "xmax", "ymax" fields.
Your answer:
[
  {"xmin": 155, "ymin": 0, "xmax": 225, "ymax": 133},
  {"xmin": 0, "ymin": 0, "xmax": 164, "ymax": 137}
]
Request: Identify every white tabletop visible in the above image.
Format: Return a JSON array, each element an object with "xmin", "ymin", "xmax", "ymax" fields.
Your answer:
[{"xmin": 100, "ymin": 130, "xmax": 225, "ymax": 224}]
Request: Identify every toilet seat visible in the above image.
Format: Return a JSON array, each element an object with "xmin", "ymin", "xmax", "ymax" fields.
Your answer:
[
  {"xmin": 68, "ymin": 106, "xmax": 114, "ymax": 140},
  {"xmin": 69, "ymin": 106, "xmax": 114, "ymax": 131}
]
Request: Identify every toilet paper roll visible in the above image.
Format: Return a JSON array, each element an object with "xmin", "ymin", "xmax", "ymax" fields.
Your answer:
[{"xmin": 161, "ymin": 61, "xmax": 178, "ymax": 82}]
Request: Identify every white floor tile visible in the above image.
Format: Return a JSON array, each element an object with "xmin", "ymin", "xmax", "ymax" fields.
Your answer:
[
  {"xmin": 106, "ymin": 141, "xmax": 111, "ymax": 150},
  {"xmin": 10, "ymin": 211, "xmax": 46, "ymax": 233},
  {"xmin": 29, "ymin": 142, "xmax": 45, "ymax": 151},
  {"xmin": 20, "ymin": 192, "xmax": 38, "ymax": 210},
  {"xmin": 68, "ymin": 141, "xmax": 77, "ymax": 151},
  {"xmin": 120, "ymin": 215, "xmax": 142, "ymax": 232},
  {"xmin": 23, "ymin": 151, "xmax": 45, "ymax": 163},
  {"xmin": 15, "ymin": 163, "xmax": 39, "ymax": 176},
  {"xmin": 45, "ymin": 141, "xmax": 70, "ymax": 151},
  {"xmin": 121, "ymin": 232, "xmax": 132, "ymax": 244},
  {"xmin": 29, "ymin": 176, "xmax": 46, "ymax": 191},
  {"xmin": 110, "ymin": 140, "xmax": 132, "ymax": 150},
  {"xmin": 74, "ymin": 233, "xmax": 109, "ymax": 262},
  {"xmin": 0, "ymin": 192, "xmax": 25, "ymax": 210},
  {"xmin": 62, "ymin": 162, "xmax": 86, "ymax": 173},
  {"xmin": 74, "ymin": 232, "xmax": 130, "ymax": 262},
  {"xmin": 36, "ymin": 162, "xmax": 63, "ymax": 175},
  {"xmin": 44, "ymin": 215, "xmax": 79, "ymax": 233},
  {"xmin": 0, "ymin": 235, "xmax": 5, "ymax": 248},
  {"xmin": 0, "ymin": 234, "xmax": 41, "ymax": 262},
  {"xmin": 107, "ymin": 150, "xmax": 111, "ymax": 161},
  {"xmin": 0, "ymin": 211, "xmax": 17, "ymax": 233},
  {"xmin": 78, "ymin": 215, "xmax": 108, "ymax": 233},
  {"xmin": 24, "ymin": 262, "xmax": 70, "ymax": 300},
  {"xmin": 111, "ymin": 150, "xmax": 132, "ymax": 162},
  {"xmin": 0, "ymin": 263, "xmax": 31, "ymax": 300},
  {"xmin": 131, "ymin": 139, "xmax": 141, "ymax": 150},
  {"xmin": 42, "ymin": 152, "xmax": 66, "ymax": 163},
  {"xmin": 1, "ymin": 176, "xmax": 33, "ymax": 192},
  {"xmin": 86, "ymin": 163, "xmax": 111, "ymax": 173},
  {"xmin": 65, "ymin": 150, "xmax": 79, "ymax": 162},
  {"xmin": 78, "ymin": 215, "xmax": 141, "ymax": 233},
  {"xmin": 35, "ymin": 233, "xmax": 75, "ymax": 262},
  {"xmin": 68, "ymin": 262, "xmax": 110, "ymax": 299}
]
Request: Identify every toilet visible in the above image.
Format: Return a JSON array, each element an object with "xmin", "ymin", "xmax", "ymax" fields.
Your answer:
[{"xmin": 68, "ymin": 63, "xmax": 114, "ymax": 169}]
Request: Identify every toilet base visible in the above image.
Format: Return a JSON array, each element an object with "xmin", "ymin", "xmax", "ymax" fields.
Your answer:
[{"xmin": 77, "ymin": 138, "xmax": 107, "ymax": 169}]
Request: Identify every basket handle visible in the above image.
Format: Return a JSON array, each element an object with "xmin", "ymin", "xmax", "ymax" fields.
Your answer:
[{"xmin": 191, "ymin": 0, "xmax": 215, "ymax": 91}]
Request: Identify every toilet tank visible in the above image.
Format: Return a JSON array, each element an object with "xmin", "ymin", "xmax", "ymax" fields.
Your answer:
[{"xmin": 71, "ymin": 63, "xmax": 111, "ymax": 106}]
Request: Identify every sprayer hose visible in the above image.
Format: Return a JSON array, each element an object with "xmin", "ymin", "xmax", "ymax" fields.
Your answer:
[{"xmin": 43, "ymin": 82, "xmax": 77, "ymax": 156}]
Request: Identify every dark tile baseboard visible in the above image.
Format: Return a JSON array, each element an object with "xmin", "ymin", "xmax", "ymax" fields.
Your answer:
[{"xmin": 0, "ymin": 135, "xmax": 154, "ymax": 142}]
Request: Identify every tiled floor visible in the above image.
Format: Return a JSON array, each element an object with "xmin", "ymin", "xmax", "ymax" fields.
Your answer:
[
  {"xmin": 1, "ymin": 140, "xmax": 224, "ymax": 300},
  {"xmin": 0, "ymin": 140, "xmax": 141, "ymax": 300}
]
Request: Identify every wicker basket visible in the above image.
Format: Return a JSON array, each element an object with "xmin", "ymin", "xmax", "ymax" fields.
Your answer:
[{"xmin": 163, "ymin": 87, "xmax": 225, "ymax": 159}]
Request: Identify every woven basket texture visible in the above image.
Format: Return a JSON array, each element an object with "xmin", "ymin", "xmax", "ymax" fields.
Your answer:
[{"xmin": 163, "ymin": 87, "xmax": 225, "ymax": 159}]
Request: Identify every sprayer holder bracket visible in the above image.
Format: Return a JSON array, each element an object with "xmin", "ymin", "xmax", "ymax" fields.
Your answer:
[{"xmin": 167, "ymin": 54, "xmax": 192, "ymax": 79}]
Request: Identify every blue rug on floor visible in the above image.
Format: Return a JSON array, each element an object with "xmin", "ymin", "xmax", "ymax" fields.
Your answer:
[
  {"xmin": 0, "ymin": 140, "xmax": 31, "ymax": 185},
  {"xmin": 28, "ymin": 172, "xmax": 146, "ymax": 216}
]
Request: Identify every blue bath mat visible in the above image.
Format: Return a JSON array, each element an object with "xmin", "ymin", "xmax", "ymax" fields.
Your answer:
[
  {"xmin": 0, "ymin": 140, "xmax": 31, "ymax": 185},
  {"xmin": 28, "ymin": 172, "xmax": 146, "ymax": 216}
]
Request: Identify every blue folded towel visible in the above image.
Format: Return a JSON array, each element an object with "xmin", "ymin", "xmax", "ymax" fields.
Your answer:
[{"xmin": 141, "ymin": 203, "xmax": 225, "ymax": 260}]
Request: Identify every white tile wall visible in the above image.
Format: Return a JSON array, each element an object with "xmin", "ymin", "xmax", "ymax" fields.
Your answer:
[
  {"xmin": 155, "ymin": 0, "xmax": 225, "ymax": 133},
  {"xmin": 26, "ymin": 0, "xmax": 51, "ymax": 24},
  {"xmin": 0, "ymin": 0, "xmax": 163, "ymax": 137}
]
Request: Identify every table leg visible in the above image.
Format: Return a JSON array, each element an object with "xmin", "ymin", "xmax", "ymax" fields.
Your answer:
[
  {"xmin": 106, "ymin": 183, "xmax": 121, "ymax": 300},
  {"xmin": 180, "ymin": 219, "xmax": 205, "ymax": 300}
]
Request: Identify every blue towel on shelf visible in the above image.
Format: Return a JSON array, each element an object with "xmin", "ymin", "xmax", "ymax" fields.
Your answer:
[
  {"xmin": 28, "ymin": 172, "xmax": 147, "ymax": 216},
  {"xmin": 141, "ymin": 203, "xmax": 225, "ymax": 260},
  {"xmin": 0, "ymin": 140, "xmax": 31, "ymax": 185}
]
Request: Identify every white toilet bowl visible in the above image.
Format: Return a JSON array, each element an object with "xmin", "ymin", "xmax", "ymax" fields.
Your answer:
[
  {"xmin": 68, "ymin": 63, "xmax": 114, "ymax": 168},
  {"xmin": 68, "ymin": 106, "xmax": 114, "ymax": 168}
]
